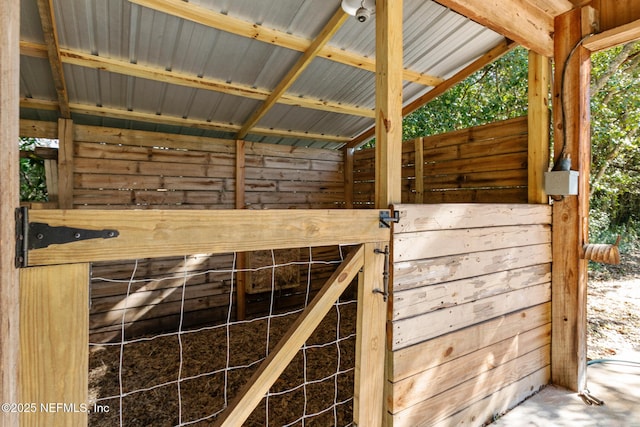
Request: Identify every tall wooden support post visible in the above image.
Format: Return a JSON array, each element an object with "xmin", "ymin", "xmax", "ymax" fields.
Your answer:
[
  {"xmin": 235, "ymin": 140, "xmax": 247, "ymax": 321},
  {"xmin": 57, "ymin": 118, "xmax": 74, "ymax": 209},
  {"xmin": 528, "ymin": 50, "xmax": 550, "ymax": 204},
  {"xmin": 375, "ymin": 0, "xmax": 404, "ymax": 209},
  {"xmin": 20, "ymin": 264, "xmax": 90, "ymax": 427},
  {"xmin": 0, "ymin": 1, "xmax": 20, "ymax": 425},
  {"xmin": 551, "ymin": 9, "xmax": 591, "ymax": 392},
  {"xmin": 368, "ymin": 0, "xmax": 403, "ymax": 424}
]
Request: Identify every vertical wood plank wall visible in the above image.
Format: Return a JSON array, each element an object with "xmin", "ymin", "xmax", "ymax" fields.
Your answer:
[
  {"xmin": 353, "ymin": 116, "xmax": 529, "ymax": 207},
  {"xmin": 387, "ymin": 203, "xmax": 552, "ymax": 426}
]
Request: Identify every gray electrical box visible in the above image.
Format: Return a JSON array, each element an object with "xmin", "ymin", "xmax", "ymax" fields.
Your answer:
[{"xmin": 544, "ymin": 170, "xmax": 579, "ymax": 196}]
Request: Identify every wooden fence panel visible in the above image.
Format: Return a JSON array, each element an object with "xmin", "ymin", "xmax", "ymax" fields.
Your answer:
[
  {"xmin": 353, "ymin": 116, "xmax": 529, "ymax": 205},
  {"xmin": 388, "ymin": 203, "xmax": 552, "ymax": 426}
]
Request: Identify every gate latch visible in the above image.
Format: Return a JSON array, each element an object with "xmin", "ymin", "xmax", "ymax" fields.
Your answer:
[{"xmin": 15, "ymin": 207, "xmax": 119, "ymax": 267}]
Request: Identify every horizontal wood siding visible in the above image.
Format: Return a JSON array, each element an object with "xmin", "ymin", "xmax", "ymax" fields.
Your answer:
[
  {"xmin": 353, "ymin": 117, "xmax": 528, "ymax": 206},
  {"xmin": 53, "ymin": 124, "xmax": 347, "ymax": 341},
  {"xmin": 388, "ymin": 203, "xmax": 552, "ymax": 426}
]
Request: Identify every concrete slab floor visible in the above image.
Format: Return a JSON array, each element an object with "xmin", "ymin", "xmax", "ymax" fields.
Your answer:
[{"xmin": 490, "ymin": 352, "xmax": 640, "ymax": 427}]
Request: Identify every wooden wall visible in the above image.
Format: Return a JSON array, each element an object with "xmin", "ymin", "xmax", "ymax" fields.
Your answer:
[
  {"xmin": 353, "ymin": 116, "xmax": 528, "ymax": 207},
  {"xmin": 71, "ymin": 125, "xmax": 345, "ymax": 210},
  {"xmin": 20, "ymin": 121, "xmax": 347, "ymax": 342},
  {"xmin": 387, "ymin": 203, "xmax": 552, "ymax": 426}
]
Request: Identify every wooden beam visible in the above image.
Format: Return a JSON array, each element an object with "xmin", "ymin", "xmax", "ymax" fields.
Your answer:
[
  {"xmin": 348, "ymin": 40, "xmax": 516, "ymax": 149},
  {"xmin": 437, "ymin": 0, "xmax": 555, "ymax": 57},
  {"xmin": 214, "ymin": 245, "xmax": 365, "ymax": 427},
  {"xmin": 236, "ymin": 7, "xmax": 349, "ymax": 139},
  {"xmin": 0, "ymin": 1, "xmax": 20, "ymax": 425},
  {"xmin": 63, "ymin": 101, "xmax": 351, "ymax": 145},
  {"xmin": 591, "ymin": 0, "xmax": 640, "ymax": 33},
  {"xmin": 36, "ymin": 0, "xmax": 70, "ymax": 118},
  {"xmin": 20, "ymin": 263, "xmax": 89, "ymax": 427},
  {"xmin": 343, "ymin": 147, "xmax": 355, "ymax": 209},
  {"xmin": 375, "ymin": 0, "xmax": 404, "ymax": 209},
  {"xmin": 353, "ymin": 242, "xmax": 387, "ymax": 426},
  {"xmin": 128, "ymin": 0, "xmax": 444, "ymax": 87},
  {"xmin": 25, "ymin": 209, "xmax": 390, "ymax": 266},
  {"xmin": 20, "ymin": 41, "xmax": 374, "ymax": 119},
  {"xmin": 528, "ymin": 50, "xmax": 551, "ymax": 204},
  {"xmin": 414, "ymin": 138, "xmax": 424, "ymax": 204},
  {"xmin": 235, "ymin": 139, "xmax": 247, "ymax": 321},
  {"xmin": 551, "ymin": 8, "xmax": 591, "ymax": 392},
  {"xmin": 583, "ymin": 18, "xmax": 640, "ymax": 51},
  {"xmin": 57, "ymin": 119, "xmax": 74, "ymax": 209}
]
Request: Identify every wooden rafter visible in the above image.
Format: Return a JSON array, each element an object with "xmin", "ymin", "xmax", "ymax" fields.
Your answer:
[
  {"xmin": 348, "ymin": 39, "xmax": 517, "ymax": 149},
  {"xmin": 20, "ymin": 97, "xmax": 351, "ymax": 145},
  {"xmin": 36, "ymin": 0, "xmax": 71, "ymax": 118},
  {"xmin": 20, "ymin": 41, "xmax": 374, "ymax": 119},
  {"xmin": 128, "ymin": 0, "xmax": 444, "ymax": 87},
  {"xmin": 583, "ymin": 18, "xmax": 640, "ymax": 51},
  {"xmin": 437, "ymin": 0, "xmax": 555, "ymax": 57},
  {"xmin": 236, "ymin": 7, "xmax": 349, "ymax": 139}
]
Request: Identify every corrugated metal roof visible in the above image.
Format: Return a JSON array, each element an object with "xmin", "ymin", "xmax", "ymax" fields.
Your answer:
[{"xmin": 19, "ymin": 0, "xmax": 506, "ymax": 149}]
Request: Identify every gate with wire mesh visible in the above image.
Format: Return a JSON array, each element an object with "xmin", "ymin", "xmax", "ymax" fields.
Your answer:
[{"xmin": 17, "ymin": 208, "xmax": 389, "ymax": 427}]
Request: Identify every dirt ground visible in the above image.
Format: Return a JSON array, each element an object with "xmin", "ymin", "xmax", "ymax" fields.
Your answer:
[
  {"xmin": 587, "ymin": 250, "xmax": 640, "ymax": 361},
  {"xmin": 89, "ymin": 301, "xmax": 356, "ymax": 426}
]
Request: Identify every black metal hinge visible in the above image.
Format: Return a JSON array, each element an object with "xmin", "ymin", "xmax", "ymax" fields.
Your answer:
[
  {"xmin": 379, "ymin": 210, "xmax": 400, "ymax": 228},
  {"xmin": 15, "ymin": 207, "xmax": 119, "ymax": 268}
]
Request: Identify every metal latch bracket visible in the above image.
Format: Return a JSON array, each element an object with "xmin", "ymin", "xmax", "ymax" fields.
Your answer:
[{"xmin": 379, "ymin": 210, "xmax": 400, "ymax": 228}]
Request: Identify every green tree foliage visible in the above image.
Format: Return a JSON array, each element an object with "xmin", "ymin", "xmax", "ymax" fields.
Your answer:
[
  {"xmin": 19, "ymin": 138, "xmax": 48, "ymax": 202},
  {"xmin": 589, "ymin": 42, "xmax": 640, "ymax": 248},
  {"xmin": 403, "ymin": 47, "xmax": 529, "ymax": 139},
  {"xmin": 404, "ymin": 43, "xmax": 640, "ymax": 248}
]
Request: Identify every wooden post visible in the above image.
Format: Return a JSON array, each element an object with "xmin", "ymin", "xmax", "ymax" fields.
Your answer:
[
  {"xmin": 528, "ymin": 50, "xmax": 550, "ymax": 204},
  {"xmin": 353, "ymin": 242, "xmax": 387, "ymax": 426},
  {"xmin": 57, "ymin": 118, "xmax": 74, "ymax": 209},
  {"xmin": 1, "ymin": 0, "xmax": 20, "ymax": 424},
  {"xmin": 375, "ymin": 0, "xmax": 404, "ymax": 209},
  {"xmin": 20, "ymin": 263, "xmax": 90, "ymax": 427},
  {"xmin": 551, "ymin": 9, "xmax": 591, "ymax": 392},
  {"xmin": 235, "ymin": 139, "xmax": 247, "ymax": 320},
  {"xmin": 414, "ymin": 138, "xmax": 424, "ymax": 204},
  {"xmin": 343, "ymin": 146, "xmax": 354, "ymax": 209}
]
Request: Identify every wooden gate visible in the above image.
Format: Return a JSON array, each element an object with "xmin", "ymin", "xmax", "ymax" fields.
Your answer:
[{"xmin": 18, "ymin": 209, "xmax": 389, "ymax": 426}]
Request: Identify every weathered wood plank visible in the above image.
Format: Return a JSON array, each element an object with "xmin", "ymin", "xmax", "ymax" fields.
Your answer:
[
  {"xmin": 26, "ymin": 209, "xmax": 390, "ymax": 266},
  {"xmin": 390, "ymin": 303, "xmax": 551, "ymax": 382},
  {"xmin": 394, "ymin": 224, "xmax": 551, "ymax": 262},
  {"xmin": 390, "ymin": 324, "xmax": 550, "ymax": 413},
  {"xmin": 424, "ymin": 134, "xmax": 527, "ymax": 162},
  {"xmin": 390, "ymin": 345, "xmax": 551, "ymax": 426},
  {"xmin": 393, "ymin": 243, "xmax": 551, "ymax": 292},
  {"xmin": 427, "ymin": 368, "xmax": 550, "ymax": 427},
  {"xmin": 74, "ymin": 124, "xmax": 235, "ymax": 153},
  {"xmin": 394, "ymin": 203, "xmax": 551, "ymax": 233},
  {"xmin": 20, "ymin": 263, "xmax": 89, "ymax": 427},
  {"xmin": 393, "ymin": 264, "xmax": 551, "ymax": 320},
  {"xmin": 421, "ymin": 116, "xmax": 527, "ymax": 149},
  {"xmin": 391, "ymin": 283, "xmax": 551, "ymax": 350}
]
